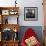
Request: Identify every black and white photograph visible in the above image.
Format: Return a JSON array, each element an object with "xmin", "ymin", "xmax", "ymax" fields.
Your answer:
[{"xmin": 24, "ymin": 7, "xmax": 38, "ymax": 21}]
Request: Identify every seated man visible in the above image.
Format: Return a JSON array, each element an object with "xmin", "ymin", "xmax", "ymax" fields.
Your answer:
[{"xmin": 21, "ymin": 28, "xmax": 41, "ymax": 46}]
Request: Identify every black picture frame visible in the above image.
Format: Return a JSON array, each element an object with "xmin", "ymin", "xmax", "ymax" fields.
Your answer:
[{"xmin": 24, "ymin": 7, "xmax": 38, "ymax": 21}]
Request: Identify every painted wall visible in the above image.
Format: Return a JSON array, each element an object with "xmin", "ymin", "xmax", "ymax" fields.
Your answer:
[
  {"xmin": 0, "ymin": 0, "xmax": 44, "ymax": 26},
  {"xmin": 18, "ymin": 0, "xmax": 44, "ymax": 26}
]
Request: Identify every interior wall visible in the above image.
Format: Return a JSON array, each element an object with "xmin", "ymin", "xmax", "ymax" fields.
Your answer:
[
  {"xmin": 0, "ymin": 0, "xmax": 44, "ymax": 26},
  {"xmin": 43, "ymin": 0, "xmax": 46, "ymax": 26},
  {"xmin": 18, "ymin": 0, "xmax": 44, "ymax": 26}
]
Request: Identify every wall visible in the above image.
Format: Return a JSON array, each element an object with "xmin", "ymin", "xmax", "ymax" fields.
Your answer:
[
  {"xmin": 0, "ymin": 0, "xmax": 44, "ymax": 26},
  {"xmin": 43, "ymin": 0, "xmax": 46, "ymax": 26},
  {"xmin": 43, "ymin": 0, "xmax": 46, "ymax": 45},
  {"xmin": 18, "ymin": 0, "xmax": 44, "ymax": 26}
]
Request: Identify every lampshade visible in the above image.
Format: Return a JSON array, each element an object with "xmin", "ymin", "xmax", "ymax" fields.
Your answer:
[{"xmin": 13, "ymin": 28, "xmax": 17, "ymax": 32}]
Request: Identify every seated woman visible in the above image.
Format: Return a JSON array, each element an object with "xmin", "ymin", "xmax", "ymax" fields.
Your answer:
[{"xmin": 21, "ymin": 28, "xmax": 41, "ymax": 46}]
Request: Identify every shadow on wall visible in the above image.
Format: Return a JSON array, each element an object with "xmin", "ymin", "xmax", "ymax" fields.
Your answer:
[{"xmin": 18, "ymin": 26, "xmax": 43, "ymax": 44}]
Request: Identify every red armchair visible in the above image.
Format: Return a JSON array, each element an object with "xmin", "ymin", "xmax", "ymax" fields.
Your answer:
[{"xmin": 21, "ymin": 28, "xmax": 41, "ymax": 46}]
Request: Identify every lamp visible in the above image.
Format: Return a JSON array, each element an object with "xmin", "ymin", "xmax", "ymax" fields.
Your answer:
[
  {"xmin": 14, "ymin": 28, "xmax": 17, "ymax": 32},
  {"xmin": 15, "ymin": 0, "xmax": 17, "ymax": 7}
]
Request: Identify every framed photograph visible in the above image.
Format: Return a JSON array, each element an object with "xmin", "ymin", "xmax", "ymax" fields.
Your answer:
[
  {"xmin": 24, "ymin": 7, "xmax": 38, "ymax": 21},
  {"xmin": 2, "ymin": 10, "xmax": 9, "ymax": 15},
  {"xmin": 9, "ymin": 10, "xmax": 18, "ymax": 15}
]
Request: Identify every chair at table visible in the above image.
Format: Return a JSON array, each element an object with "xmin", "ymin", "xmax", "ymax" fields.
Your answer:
[{"xmin": 21, "ymin": 28, "xmax": 41, "ymax": 46}]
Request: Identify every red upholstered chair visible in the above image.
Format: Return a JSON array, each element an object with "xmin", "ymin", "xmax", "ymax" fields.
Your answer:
[{"xmin": 21, "ymin": 28, "xmax": 41, "ymax": 46}]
